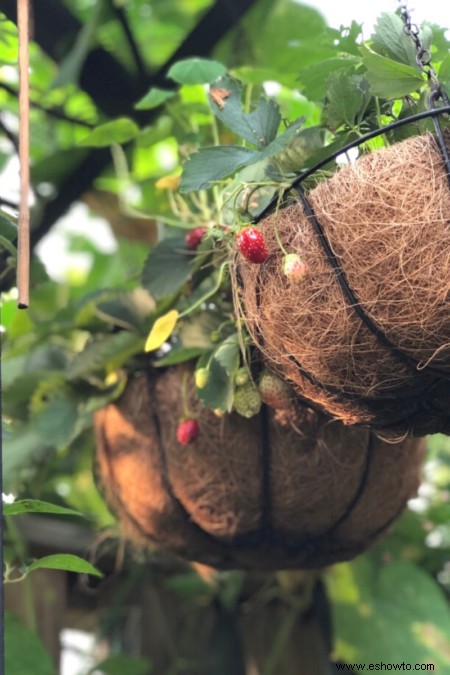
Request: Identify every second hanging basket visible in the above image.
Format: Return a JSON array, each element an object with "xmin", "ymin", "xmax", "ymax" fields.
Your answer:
[{"xmin": 95, "ymin": 365, "xmax": 424, "ymax": 571}]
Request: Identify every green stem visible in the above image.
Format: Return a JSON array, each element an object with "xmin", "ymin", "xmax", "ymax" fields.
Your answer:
[
  {"xmin": 273, "ymin": 213, "xmax": 288, "ymax": 257},
  {"xmin": 244, "ymin": 84, "xmax": 253, "ymax": 115},
  {"xmin": 262, "ymin": 602, "xmax": 303, "ymax": 675},
  {"xmin": 166, "ymin": 102, "xmax": 192, "ymax": 133},
  {"xmin": 4, "ymin": 517, "xmax": 37, "ymax": 632},
  {"xmin": 178, "ymin": 261, "xmax": 229, "ymax": 319},
  {"xmin": 110, "ymin": 143, "xmax": 130, "ymax": 212},
  {"xmin": 375, "ymin": 96, "xmax": 382, "ymax": 130},
  {"xmin": 181, "ymin": 370, "xmax": 191, "ymax": 418},
  {"xmin": 209, "ymin": 115, "xmax": 223, "ymax": 218}
]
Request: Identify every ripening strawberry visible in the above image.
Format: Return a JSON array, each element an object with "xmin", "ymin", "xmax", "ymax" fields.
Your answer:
[
  {"xmin": 258, "ymin": 370, "xmax": 292, "ymax": 410},
  {"xmin": 176, "ymin": 418, "xmax": 200, "ymax": 444},
  {"xmin": 283, "ymin": 253, "xmax": 308, "ymax": 283},
  {"xmin": 185, "ymin": 227, "xmax": 207, "ymax": 250},
  {"xmin": 236, "ymin": 227, "xmax": 269, "ymax": 264}
]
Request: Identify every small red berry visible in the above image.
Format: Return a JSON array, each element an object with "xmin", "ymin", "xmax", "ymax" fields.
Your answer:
[
  {"xmin": 185, "ymin": 227, "xmax": 207, "ymax": 250},
  {"xmin": 176, "ymin": 418, "xmax": 200, "ymax": 444},
  {"xmin": 236, "ymin": 227, "xmax": 269, "ymax": 264}
]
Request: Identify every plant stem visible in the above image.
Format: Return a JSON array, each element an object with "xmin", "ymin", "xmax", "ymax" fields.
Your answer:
[
  {"xmin": 273, "ymin": 211, "xmax": 288, "ymax": 257},
  {"xmin": 178, "ymin": 261, "xmax": 228, "ymax": 319},
  {"xmin": 262, "ymin": 602, "xmax": 303, "ymax": 675},
  {"xmin": 209, "ymin": 114, "xmax": 223, "ymax": 218}
]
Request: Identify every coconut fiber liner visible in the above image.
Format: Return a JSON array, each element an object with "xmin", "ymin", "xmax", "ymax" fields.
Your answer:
[
  {"xmin": 236, "ymin": 133, "xmax": 450, "ymax": 437},
  {"xmin": 95, "ymin": 366, "xmax": 424, "ymax": 571}
]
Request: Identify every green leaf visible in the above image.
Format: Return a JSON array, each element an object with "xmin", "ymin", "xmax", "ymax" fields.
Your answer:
[
  {"xmin": 180, "ymin": 146, "xmax": 258, "ymax": 193},
  {"xmin": 136, "ymin": 116, "xmax": 174, "ymax": 148},
  {"xmin": 209, "ymin": 76, "xmax": 281, "ymax": 148},
  {"xmin": 298, "ymin": 56, "xmax": 360, "ymax": 102},
  {"xmin": 31, "ymin": 393, "xmax": 79, "ymax": 448},
  {"xmin": 95, "ymin": 289, "xmax": 155, "ymax": 332},
  {"xmin": 165, "ymin": 572, "xmax": 215, "ymax": 605},
  {"xmin": 196, "ymin": 357, "xmax": 233, "ymax": 412},
  {"xmin": 79, "ymin": 118, "xmax": 139, "ymax": 147},
  {"xmin": 141, "ymin": 235, "xmax": 196, "ymax": 299},
  {"xmin": 155, "ymin": 346, "xmax": 206, "ymax": 367},
  {"xmin": 360, "ymin": 44, "xmax": 424, "ymax": 98},
  {"xmin": 26, "ymin": 345, "xmax": 68, "ymax": 373},
  {"xmin": 27, "ymin": 554, "xmax": 103, "ymax": 577},
  {"xmin": 258, "ymin": 116, "xmax": 305, "ymax": 160},
  {"xmin": 438, "ymin": 54, "xmax": 450, "ymax": 91},
  {"xmin": 3, "ymin": 427, "xmax": 52, "ymax": 493},
  {"xmin": 5, "ymin": 612, "xmax": 56, "ymax": 675},
  {"xmin": 2, "ymin": 370, "xmax": 46, "ymax": 419},
  {"xmin": 178, "ymin": 311, "xmax": 222, "ymax": 349},
  {"xmin": 66, "ymin": 331, "xmax": 144, "ymax": 380},
  {"xmin": 230, "ymin": 66, "xmax": 298, "ymax": 88},
  {"xmin": 135, "ymin": 87, "xmax": 175, "ymax": 109},
  {"xmin": 0, "ymin": 211, "xmax": 17, "ymax": 240},
  {"xmin": 269, "ymin": 126, "xmax": 324, "ymax": 174},
  {"xmin": 213, "ymin": 333, "xmax": 240, "ymax": 376},
  {"xmin": 0, "ymin": 236, "xmax": 16, "ymax": 257},
  {"xmin": 371, "ymin": 13, "xmax": 424, "ymax": 68},
  {"xmin": 325, "ymin": 73, "xmax": 371, "ymax": 130},
  {"xmin": 89, "ymin": 654, "xmax": 151, "ymax": 675},
  {"xmin": 231, "ymin": 0, "xmax": 328, "ymax": 73},
  {"xmin": 4, "ymin": 499, "xmax": 82, "ymax": 517},
  {"xmin": 167, "ymin": 58, "xmax": 227, "ymax": 84},
  {"xmin": 327, "ymin": 556, "xmax": 450, "ymax": 668}
]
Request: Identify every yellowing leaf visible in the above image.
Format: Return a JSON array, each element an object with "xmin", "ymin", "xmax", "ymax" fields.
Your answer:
[{"xmin": 145, "ymin": 310, "xmax": 179, "ymax": 352}]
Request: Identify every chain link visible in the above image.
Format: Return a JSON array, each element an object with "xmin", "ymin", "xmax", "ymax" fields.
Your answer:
[{"xmin": 397, "ymin": 0, "xmax": 441, "ymax": 92}]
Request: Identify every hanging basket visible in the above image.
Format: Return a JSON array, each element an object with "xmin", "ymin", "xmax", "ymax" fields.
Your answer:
[
  {"xmin": 95, "ymin": 366, "xmax": 424, "ymax": 571},
  {"xmin": 234, "ymin": 116, "xmax": 450, "ymax": 437}
]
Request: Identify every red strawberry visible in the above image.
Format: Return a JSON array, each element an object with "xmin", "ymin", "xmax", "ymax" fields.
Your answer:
[
  {"xmin": 236, "ymin": 227, "xmax": 269, "ymax": 264},
  {"xmin": 185, "ymin": 227, "xmax": 207, "ymax": 250},
  {"xmin": 176, "ymin": 418, "xmax": 200, "ymax": 444}
]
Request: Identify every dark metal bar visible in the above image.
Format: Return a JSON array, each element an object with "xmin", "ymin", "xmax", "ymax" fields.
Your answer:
[
  {"xmin": 294, "ymin": 185, "xmax": 446, "ymax": 377},
  {"xmin": 320, "ymin": 433, "xmax": 374, "ymax": 537},
  {"xmin": 259, "ymin": 404, "xmax": 273, "ymax": 538},
  {"xmin": 429, "ymin": 91, "xmax": 450, "ymax": 183},
  {"xmin": 254, "ymin": 105, "xmax": 450, "ymax": 224}
]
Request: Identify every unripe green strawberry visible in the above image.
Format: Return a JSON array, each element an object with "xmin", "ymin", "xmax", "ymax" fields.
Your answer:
[
  {"xmin": 233, "ymin": 382, "xmax": 262, "ymax": 418},
  {"xmin": 234, "ymin": 367, "xmax": 249, "ymax": 386},
  {"xmin": 258, "ymin": 370, "xmax": 292, "ymax": 410},
  {"xmin": 282, "ymin": 253, "xmax": 308, "ymax": 283},
  {"xmin": 195, "ymin": 367, "xmax": 209, "ymax": 389}
]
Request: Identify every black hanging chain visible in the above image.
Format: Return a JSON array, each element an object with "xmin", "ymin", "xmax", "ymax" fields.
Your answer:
[
  {"xmin": 398, "ymin": 0, "xmax": 446, "ymax": 97},
  {"xmin": 398, "ymin": 1, "xmax": 450, "ymax": 177}
]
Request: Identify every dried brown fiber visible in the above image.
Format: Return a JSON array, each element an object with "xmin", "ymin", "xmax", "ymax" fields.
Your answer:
[
  {"xmin": 95, "ymin": 366, "xmax": 425, "ymax": 571},
  {"xmin": 235, "ymin": 133, "xmax": 450, "ymax": 436}
]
